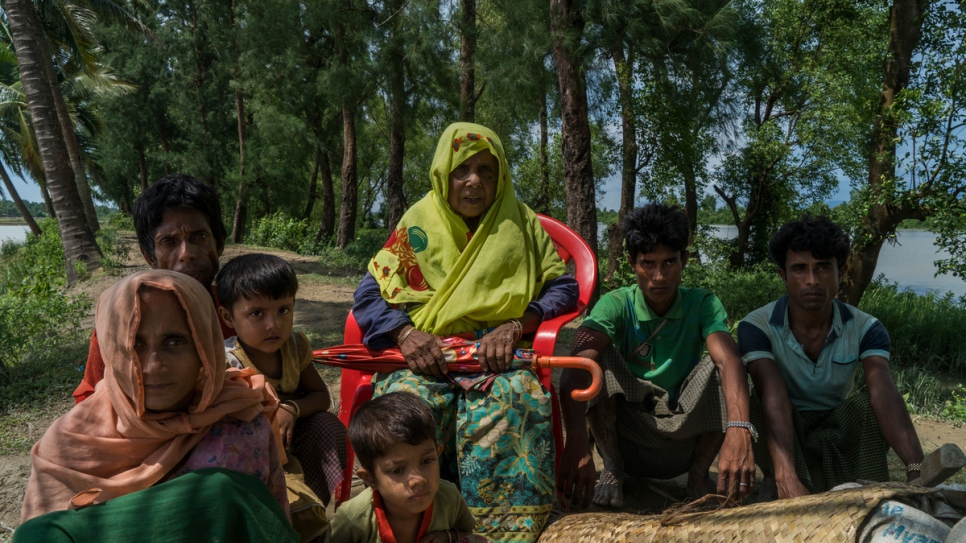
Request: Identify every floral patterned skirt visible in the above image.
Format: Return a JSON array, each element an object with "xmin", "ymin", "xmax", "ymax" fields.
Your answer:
[{"xmin": 373, "ymin": 368, "xmax": 554, "ymax": 542}]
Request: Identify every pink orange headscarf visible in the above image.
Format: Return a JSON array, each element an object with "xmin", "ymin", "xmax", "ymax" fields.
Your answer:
[{"xmin": 21, "ymin": 270, "xmax": 281, "ymax": 521}]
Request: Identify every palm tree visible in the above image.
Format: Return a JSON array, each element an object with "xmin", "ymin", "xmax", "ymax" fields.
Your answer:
[{"xmin": 3, "ymin": 0, "xmax": 100, "ymax": 285}]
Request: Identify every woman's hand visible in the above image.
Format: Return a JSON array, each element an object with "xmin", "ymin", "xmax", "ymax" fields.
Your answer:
[
  {"xmin": 477, "ymin": 321, "xmax": 520, "ymax": 373},
  {"xmin": 397, "ymin": 327, "xmax": 448, "ymax": 376},
  {"xmin": 276, "ymin": 407, "xmax": 296, "ymax": 450}
]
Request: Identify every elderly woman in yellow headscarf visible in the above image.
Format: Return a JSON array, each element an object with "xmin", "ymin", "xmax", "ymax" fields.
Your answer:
[{"xmin": 352, "ymin": 122, "xmax": 578, "ymax": 542}]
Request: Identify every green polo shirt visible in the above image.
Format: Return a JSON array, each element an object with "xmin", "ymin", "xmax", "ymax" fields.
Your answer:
[
  {"xmin": 582, "ymin": 286, "xmax": 730, "ymax": 397},
  {"xmin": 737, "ymin": 296, "xmax": 891, "ymax": 412}
]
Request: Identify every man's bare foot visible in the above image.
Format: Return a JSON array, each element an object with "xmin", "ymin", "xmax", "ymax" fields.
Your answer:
[
  {"xmin": 685, "ymin": 473, "xmax": 716, "ymax": 500},
  {"xmin": 592, "ymin": 469, "xmax": 624, "ymax": 507}
]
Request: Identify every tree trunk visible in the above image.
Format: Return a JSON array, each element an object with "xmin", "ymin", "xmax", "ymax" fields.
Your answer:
[
  {"xmin": 158, "ymin": 112, "xmax": 170, "ymax": 176},
  {"xmin": 606, "ymin": 45, "xmax": 637, "ymax": 282},
  {"xmin": 337, "ymin": 103, "xmax": 358, "ymax": 249},
  {"xmin": 44, "ymin": 59, "xmax": 99, "ymax": 234},
  {"xmin": 4, "ymin": 0, "xmax": 100, "ymax": 285},
  {"xmin": 841, "ymin": 0, "xmax": 929, "ymax": 305},
  {"xmin": 135, "ymin": 125, "xmax": 148, "ymax": 191},
  {"xmin": 683, "ymin": 165, "xmax": 699, "ymax": 260},
  {"xmin": 188, "ymin": 0, "xmax": 215, "ymax": 186},
  {"xmin": 229, "ymin": 0, "xmax": 248, "ymax": 243},
  {"xmin": 314, "ymin": 150, "xmax": 335, "ymax": 244},
  {"xmin": 302, "ymin": 145, "xmax": 322, "ymax": 220},
  {"xmin": 459, "ymin": 0, "xmax": 477, "ymax": 122},
  {"xmin": 386, "ymin": 12, "xmax": 407, "ymax": 232},
  {"xmin": 38, "ymin": 177, "xmax": 54, "ymax": 217},
  {"xmin": 536, "ymin": 90, "xmax": 550, "ymax": 215},
  {"xmin": 0, "ymin": 162, "xmax": 42, "ymax": 236},
  {"xmin": 550, "ymin": 0, "xmax": 599, "ymax": 269}
]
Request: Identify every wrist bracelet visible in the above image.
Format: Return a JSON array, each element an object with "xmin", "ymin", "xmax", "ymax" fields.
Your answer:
[
  {"xmin": 508, "ymin": 319, "xmax": 523, "ymax": 341},
  {"xmin": 282, "ymin": 400, "xmax": 301, "ymax": 419},
  {"xmin": 398, "ymin": 326, "xmax": 416, "ymax": 345},
  {"xmin": 906, "ymin": 462, "xmax": 922, "ymax": 473},
  {"xmin": 725, "ymin": 421, "xmax": 759, "ymax": 442},
  {"xmin": 447, "ymin": 529, "xmax": 456, "ymax": 543}
]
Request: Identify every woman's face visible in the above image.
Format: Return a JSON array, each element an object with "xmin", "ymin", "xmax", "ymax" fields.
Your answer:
[
  {"xmin": 447, "ymin": 149, "xmax": 499, "ymax": 228},
  {"xmin": 135, "ymin": 287, "xmax": 203, "ymax": 412}
]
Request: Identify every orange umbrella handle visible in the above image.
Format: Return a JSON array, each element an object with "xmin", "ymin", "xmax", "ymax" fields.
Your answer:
[{"xmin": 531, "ymin": 356, "xmax": 602, "ymax": 402}]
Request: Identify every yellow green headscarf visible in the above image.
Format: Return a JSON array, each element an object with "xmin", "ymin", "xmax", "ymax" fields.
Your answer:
[{"xmin": 368, "ymin": 122, "xmax": 567, "ymax": 335}]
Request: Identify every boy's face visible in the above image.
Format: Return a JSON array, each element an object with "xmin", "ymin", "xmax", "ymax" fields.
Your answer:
[
  {"xmin": 629, "ymin": 244, "xmax": 686, "ymax": 316},
  {"xmin": 357, "ymin": 439, "xmax": 440, "ymax": 519},
  {"xmin": 219, "ymin": 294, "xmax": 295, "ymax": 355}
]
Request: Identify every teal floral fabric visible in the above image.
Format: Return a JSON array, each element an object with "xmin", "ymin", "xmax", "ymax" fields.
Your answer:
[{"xmin": 373, "ymin": 368, "xmax": 554, "ymax": 542}]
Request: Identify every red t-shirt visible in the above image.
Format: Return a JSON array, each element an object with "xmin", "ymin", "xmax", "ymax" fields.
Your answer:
[{"xmin": 72, "ymin": 287, "xmax": 233, "ymax": 404}]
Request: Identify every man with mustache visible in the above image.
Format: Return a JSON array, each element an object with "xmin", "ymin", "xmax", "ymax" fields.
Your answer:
[
  {"xmin": 737, "ymin": 216, "xmax": 924, "ymax": 499},
  {"xmin": 72, "ymin": 174, "xmax": 229, "ymax": 403}
]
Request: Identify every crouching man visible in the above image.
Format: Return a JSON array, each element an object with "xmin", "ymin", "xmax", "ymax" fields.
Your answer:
[
  {"xmin": 737, "ymin": 216, "xmax": 924, "ymax": 499},
  {"xmin": 558, "ymin": 203, "xmax": 755, "ymax": 508}
]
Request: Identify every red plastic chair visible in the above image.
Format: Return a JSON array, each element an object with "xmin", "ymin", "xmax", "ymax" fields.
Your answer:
[{"xmin": 333, "ymin": 214, "xmax": 597, "ymax": 504}]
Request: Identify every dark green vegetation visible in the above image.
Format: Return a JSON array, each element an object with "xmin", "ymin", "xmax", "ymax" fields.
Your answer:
[
  {"xmin": 0, "ymin": 220, "xmax": 89, "ymax": 413},
  {"xmin": 0, "ymin": 0, "xmax": 963, "ymax": 300}
]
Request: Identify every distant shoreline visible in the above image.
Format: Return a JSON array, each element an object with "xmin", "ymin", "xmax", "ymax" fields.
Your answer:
[{"xmin": 0, "ymin": 218, "xmax": 29, "ymax": 225}]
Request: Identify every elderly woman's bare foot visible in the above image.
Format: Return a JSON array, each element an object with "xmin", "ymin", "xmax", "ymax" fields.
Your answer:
[
  {"xmin": 685, "ymin": 473, "xmax": 716, "ymax": 500},
  {"xmin": 592, "ymin": 469, "xmax": 624, "ymax": 507}
]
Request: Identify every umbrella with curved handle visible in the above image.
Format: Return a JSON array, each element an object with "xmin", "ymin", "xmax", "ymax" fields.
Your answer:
[{"xmin": 312, "ymin": 342, "xmax": 603, "ymax": 402}]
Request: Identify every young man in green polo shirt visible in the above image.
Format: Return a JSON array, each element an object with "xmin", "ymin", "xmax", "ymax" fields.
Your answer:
[
  {"xmin": 557, "ymin": 203, "xmax": 756, "ymax": 509},
  {"xmin": 737, "ymin": 216, "xmax": 924, "ymax": 499}
]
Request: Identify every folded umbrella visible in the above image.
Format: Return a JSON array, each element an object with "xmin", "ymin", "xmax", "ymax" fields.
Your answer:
[{"xmin": 313, "ymin": 338, "xmax": 602, "ymax": 402}]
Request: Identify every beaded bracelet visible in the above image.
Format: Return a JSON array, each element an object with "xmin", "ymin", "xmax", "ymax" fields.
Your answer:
[{"xmin": 906, "ymin": 462, "xmax": 922, "ymax": 474}]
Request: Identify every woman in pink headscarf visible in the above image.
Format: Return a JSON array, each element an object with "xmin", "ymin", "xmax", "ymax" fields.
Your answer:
[{"xmin": 16, "ymin": 270, "xmax": 297, "ymax": 543}]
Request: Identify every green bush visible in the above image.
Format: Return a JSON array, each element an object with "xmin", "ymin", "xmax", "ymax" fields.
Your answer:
[
  {"xmin": 245, "ymin": 213, "xmax": 310, "ymax": 253},
  {"xmin": 0, "ymin": 219, "xmax": 89, "ymax": 410},
  {"xmin": 0, "ymin": 291, "xmax": 88, "ymax": 408},
  {"xmin": 858, "ymin": 281, "xmax": 966, "ymax": 374},
  {"xmin": 0, "ymin": 218, "xmax": 69, "ymax": 296},
  {"xmin": 315, "ymin": 228, "xmax": 388, "ymax": 275}
]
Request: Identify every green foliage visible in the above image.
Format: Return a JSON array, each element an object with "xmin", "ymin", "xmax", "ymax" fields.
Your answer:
[
  {"xmin": 0, "ymin": 199, "xmax": 47, "ymax": 218},
  {"xmin": 682, "ymin": 262, "xmax": 785, "ymax": 327},
  {"xmin": 0, "ymin": 219, "xmax": 89, "ymax": 410},
  {"xmin": 941, "ymin": 386, "xmax": 966, "ymax": 423},
  {"xmin": 0, "ymin": 218, "xmax": 70, "ymax": 295},
  {"xmin": 315, "ymin": 228, "xmax": 388, "ymax": 275},
  {"xmin": 245, "ymin": 213, "xmax": 311, "ymax": 253},
  {"xmin": 858, "ymin": 281, "xmax": 966, "ymax": 374}
]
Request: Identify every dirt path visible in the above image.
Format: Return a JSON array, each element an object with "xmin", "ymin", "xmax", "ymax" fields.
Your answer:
[{"xmin": 2, "ymin": 236, "xmax": 965, "ymax": 536}]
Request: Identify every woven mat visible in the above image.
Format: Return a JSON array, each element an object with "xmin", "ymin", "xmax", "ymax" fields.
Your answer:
[{"xmin": 538, "ymin": 482, "xmax": 936, "ymax": 542}]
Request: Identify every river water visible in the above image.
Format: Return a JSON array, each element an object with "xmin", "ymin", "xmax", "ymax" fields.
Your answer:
[{"xmin": 0, "ymin": 224, "xmax": 29, "ymax": 244}]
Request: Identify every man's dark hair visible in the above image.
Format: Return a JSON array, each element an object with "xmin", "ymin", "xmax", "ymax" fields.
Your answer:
[
  {"xmin": 349, "ymin": 392, "xmax": 437, "ymax": 472},
  {"xmin": 216, "ymin": 253, "xmax": 299, "ymax": 310},
  {"xmin": 768, "ymin": 215, "xmax": 851, "ymax": 270},
  {"xmin": 622, "ymin": 203, "xmax": 690, "ymax": 259},
  {"xmin": 133, "ymin": 174, "xmax": 227, "ymax": 258}
]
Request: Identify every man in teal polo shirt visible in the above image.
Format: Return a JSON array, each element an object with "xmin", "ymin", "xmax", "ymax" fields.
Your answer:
[
  {"xmin": 737, "ymin": 216, "xmax": 924, "ymax": 499},
  {"xmin": 557, "ymin": 203, "xmax": 756, "ymax": 508}
]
